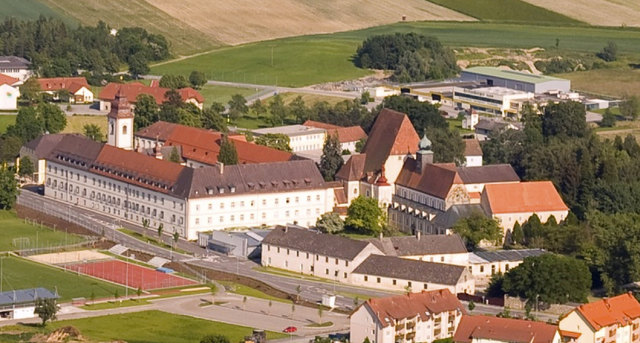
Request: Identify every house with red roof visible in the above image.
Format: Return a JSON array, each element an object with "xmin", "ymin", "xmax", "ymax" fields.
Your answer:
[
  {"xmin": 0, "ymin": 73, "xmax": 20, "ymax": 110},
  {"xmin": 302, "ymin": 120, "xmax": 367, "ymax": 153},
  {"xmin": 454, "ymin": 315, "xmax": 561, "ymax": 343},
  {"xmin": 98, "ymin": 82, "xmax": 204, "ymax": 111},
  {"xmin": 558, "ymin": 293, "xmax": 640, "ymax": 343},
  {"xmin": 350, "ymin": 289, "xmax": 466, "ymax": 343},
  {"xmin": 37, "ymin": 77, "xmax": 93, "ymax": 103}
]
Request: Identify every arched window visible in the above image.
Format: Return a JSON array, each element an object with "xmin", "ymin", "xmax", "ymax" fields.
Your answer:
[
  {"xmin": 122, "ymin": 125, "xmax": 127, "ymax": 135},
  {"xmin": 110, "ymin": 122, "xmax": 114, "ymax": 134}
]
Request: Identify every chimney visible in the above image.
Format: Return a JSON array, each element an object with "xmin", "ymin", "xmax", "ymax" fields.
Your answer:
[
  {"xmin": 379, "ymin": 232, "xmax": 383, "ymax": 240},
  {"xmin": 416, "ymin": 231, "xmax": 421, "ymax": 240},
  {"xmin": 217, "ymin": 161, "xmax": 224, "ymax": 174}
]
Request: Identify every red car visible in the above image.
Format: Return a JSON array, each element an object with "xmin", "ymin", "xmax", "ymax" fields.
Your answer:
[{"xmin": 283, "ymin": 326, "xmax": 297, "ymax": 333}]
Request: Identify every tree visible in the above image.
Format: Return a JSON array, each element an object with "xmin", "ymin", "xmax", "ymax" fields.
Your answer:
[
  {"xmin": 597, "ymin": 41, "xmax": 618, "ymax": 62},
  {"xmin": 128, "ymin": 52, "xmax": 149, "ymax": 78},
  {"xmin": 291, "ymin": 303, "xmax": 296, "ymax": 317},
  {"xmin": 134, "ymin": 94, "xmax": 160, "ymax": 130},
  {"xmin": 269, "ymin": 94, "xmax": 287, "ymax": 126},
  {"xmin": 6, "ymin": 107, "xmax": 44, "ymax": 142},
  {"xmin": 511, "ymin": 221, "xmax": 524, "ymax": 246},
  {"xmin": 319, "ymin": 134, "xmax": 344, "ymax": 181},
  {"xmin": 360, "ymin": 91, "xmax": 370, "ymax": 105},
  {"xmin": 189, "ymin": 71, "xmax": 207, "ymax": 89},
  {"xmin": 173, "ymin": 231, "xmax": 179, "ymax": 245},
  {"xmin": 501, "ymin": 254, "xmax": 591, "ymax": 304},
  {"xmin": 83, "ymin": 124, "xmax": 104, "ymax": 142},
  {"xmin": 0, "ymin": 168, "xmax": 19, "ymax": 210},
  {"xmin": 468, "ymin": 300, "xmax": 475, "ymax": 312},
  {"xmin": 218, "ymin": 136, "xmax": 239, "ymax": 165},
  {"xmin": 228, "ymin": 94, "xmax": 248, "ymax": 121},
  {"xmin": 296, "ymin": 285, "xmax": 301, "ymax": 301},
  {"xmin": 19, "ymin": 77, "xmax": 42, "ymax": 104},
  {"xmin": 345, "ymin": 196, "xmax": 384, "ymax": 235},
  {"xmin": 159, "ymin": 74, "xmax": 189, "ymax": 89},
  {"xmin": 541, "ymin": 101, "xmax": 587, "ymax": 139},
  {"xmin": 18, "ymin": 156, "xmax": 35, "ymax": 179},
  {"xmin": 451, "ymin": 211, "xmax": 502, "ymax": 250},
  {"xmin": 600, "ymin": 108, "xmax": 617, "ymax": 127},
  {"xmin": 316, "ymin": 212, "xmax": 344, "ymax": 233},
  {"xmin": 114, "ymin": 289, "xmax": 120, "ymax": 300},
  {"xmin": 355, "ymin": 138, "xmax": 366, "ymax": 153},
  {"xmin": 34, "ymin": 298, "xmax": 58, "ymax": 326},
  {"xmin": 39, "ymin": 102, "xmax": 67, "ymax": 134},
  {"xmin": 200, "ymin": 334, "xmax": 230, "ymax": 343},
  {"xmin": 169, "ymin": 147, "xmax": 181, "ymax": 163},
  {"xmin": 255, "ymin": 133, "xmax": 292, "ymax": 152},
  {"xmin": 0, "ymin": 136, "xmax": 23, "ymax": 163},
  {"xmin": 288, "ymin": 95, "xmax": 307, "ymax": 123},
  {"xmin": 157, "ymin": 223, "xmax": 163, "ymax": 238},
  {"xmin": 620, "ymin": 95, "xmax": 640, "ymax": 120},
  {"xmin": 202, "ymin": 103, "xmax": 227, "ymax": 132},
  {"xmin": 142, "ymin": 218, "xmax": 150, "ymax": 239},
  {"xmin": 318, "ymin": 305, "xmax": 324, "ymax": 322},
  {"xmin": 136, "ymin": 287, "xmax": 143, "ymax": 298}
]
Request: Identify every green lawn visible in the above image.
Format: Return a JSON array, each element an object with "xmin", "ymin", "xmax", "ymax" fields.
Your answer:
[
  {"xmin": 198, "ymin": 84, "xmax": 260, "ymax": 106},
  {"xmin": 117, "ymin": 228, "xmax": 189, "ymax": 254},
  {"xmin": 152, "ymin": 22, "xmax": 640, "ymax": 87},
  {"xmin": 0, "ymin": 0, "xmax": 76, "ymax": 25},
  {"xmin": 81, "ymin": 298, "xmax": 150, "ymax": 310},
  {"xmin": 0, "ymin": 256, "xmax": 127, "ymax": 302},
  {"xmin": 50, "ymin": 310, "xmax": 287, "ymax": 343},
  {"xmin": 219, "ymin": 281, "xmax": 290, "ymax": 303},
  {"xmin": 0, "ymin": 115, "xmax": 16, "ymax": 134},
  {"xmin": 426, "ymin": 0, "xmax": 580, "ymax": 24},
  {"xmin": 0, "ymin": 211, "xmax": 86, "ymax": 251}
]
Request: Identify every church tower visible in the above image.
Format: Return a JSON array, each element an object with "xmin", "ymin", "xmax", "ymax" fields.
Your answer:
[
  {"xmin": 415, "ymin": 133, "xmax": 433, "ymax": 174},
  {"xmin": 107, "ymin": 90, "xmax": 134, "ymax": 150}
]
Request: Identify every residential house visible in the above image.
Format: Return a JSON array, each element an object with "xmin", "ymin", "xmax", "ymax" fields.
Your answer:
[
  {"xmin": 558, "ymin": 293, "xmax": 640, "ymax": 343},
  {"xmin": 481, "ymin": 181, "xmax": 569, "ymax": 235},
  {"xmin": 37, "ymin": 77, "xmax": 93, "ymax": 103},
  {"xmin": 302, "ymin": 120, "xmax": 367, "ymax": 153},
  {"xmin": 252, "ymin": 125, "xmax": 326, "ymax": 153},
  {"xmin": 468, "ymin": 249, "xmax": 546, "ymax": 284},
  {"xmin": 136, "ymin": 121, "xmax": 294, "ymax": 167},
  {"xmin": 336, "ymin": 108, "xmax": 420, "ymax": 207},
  {"xmin": 0, "ymin": 74, "xmax": 20, "ymax": 110},
  {"xmin": 261, "ymin": 226, "xmax": 382, "ymax": 280},
  {"xmin": 367, "ymin": 233, "xmax": 469, "ymax": 266},
  {"xmin": 0, "ymin": 288, "xmax": 58, "ymax": 320},
  {"xmin": 350, "ymin": 289, "xmax": 466, "ymax": 343},
  {"xmin": 0, "ymin": 56, "xmax": 31, "ymax": 81},
  {"xmin": 454, "ymin": 315, "xmax": 561, "ymax": 343},
  {"xmin": 98, "ymin": 82, "xmax": 204, "ymax": 111},
  {"xmin": 463, "ymin": 139, "xmax": 483, "ymax": 167},
  {"xmin": 351, "ymin": 255, "xmax": 474, "ymax": 295},
  {"xmin": 474, "ymin": 119, "xmax": 520, "ymax": 141}
]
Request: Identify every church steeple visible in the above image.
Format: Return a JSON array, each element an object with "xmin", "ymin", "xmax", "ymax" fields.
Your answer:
[
  {"xmin": 416, "ymin": 132, "xmax": 433, "ymax": 174},
  {"xmin": 107, "ymin": 88, "xmax": 134, "ymax": 150}
]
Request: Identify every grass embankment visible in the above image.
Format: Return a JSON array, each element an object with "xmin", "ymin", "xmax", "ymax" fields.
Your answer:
[
  {"xmin": 0, "ymin": 256, "xmax": 127, "ymax": 302},
  {"xmin": 198, "ymin": 84, "xmax": 259, "ymax": 105},
  {"xmin": 219, "ymin": 281, "xmax": 290, "ymax": 303},
  {"xmin": 117, "ymin": 228, "xmax": 189, "ymax": 255},
  {"xmin": 0, "ymin": 210, "xmax": 85, "ymax": 251},
  {"xmin": 81, "ymin": 298, "xmax": 150, "ymax": 310},
  {"xmin": 426, "ymin": 0, "xmax": 581, "ymax": 24},
  {"xmin": 152, "ymin": 22, "xmax": 640, "ymax": 87}
]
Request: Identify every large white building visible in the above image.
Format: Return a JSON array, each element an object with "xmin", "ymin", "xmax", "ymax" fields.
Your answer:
[
  {"xmin": 34, "ymin": 96, "xmax": 336, "ymax": 240},
  {"xmin": 350, "ymin": 289, "xmax": 466, "ymax": 343},
  {"xmin": 0, "ymin": 56, "xmax": 32, "ymax": 81},
  {"xmin": 0, "ymin": 288, "xmax": 58, "ymax": 320},
  {"xmin": 252, "ymin": 125, "xmax": 326, "ymax": 153}
]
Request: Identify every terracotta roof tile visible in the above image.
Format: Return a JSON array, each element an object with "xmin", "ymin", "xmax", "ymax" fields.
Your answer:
[
  {"xmin": 99, "ymin": 83, "xmax": 204, "ymax": 105},
  {"xmin": 363, "ymin": 289, "xmax": 465, "ymax": 327},
  {"xmin": 483, "ymin": 181, "xmax": 568, "ymax": 214},
  {"xmin": 395, "ymin": 160, "xmax": 460, "ymax": 199},
  {"xmin": 464, "ymin": 139, "xmax": 483, "ymax": 156},
  {"xmin": 361, "ymin": 108, "xmax": 419, "ymax": 173},
  {"xmin": 136, "ymin": 121, "xmax": 180, "ymax": 141},
  {"xmin": 0, "ymin": 73, "xmax": 20, "ymax": 86},
  {"xmin": 352, "ymin": 255, "xmax": 467, "ymax": 286},
  {"xmin": 454, "ymin": 315, "xmax": 559, "ymax": 343},
  {"xmin": 303, "ymin": 120, "xmax": 367, "ymax": 143},
  {"xmin": 457, "ymin": 164, "xmax": 519, "ymax": 184},
  {"xmin": 574, "ymin": 293, "xmax": 640, "ymax": 331},
  {"xmin": 335, "ymin": 154, "xmax": 366, "ymax": 181},
  {"xmin": 37, "ymin": 77, "xmax": 89, "ymax": 92}
]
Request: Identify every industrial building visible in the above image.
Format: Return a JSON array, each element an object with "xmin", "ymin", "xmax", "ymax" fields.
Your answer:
[{"xmin": 460, "ymin": 67, "xmax": 571, "ymax": 94}]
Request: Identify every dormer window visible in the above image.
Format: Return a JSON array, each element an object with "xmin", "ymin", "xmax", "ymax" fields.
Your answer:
[
  {"xmin": 218, "ymin": 186, "xmax": 225, "ymax": 194},
  {"xmin": 206, "ymin": 187, "xmax": 214, "ymax": 195},
  {"xmin": 229, "ymin": 185, "xmax": 236, "ymax": 193}
]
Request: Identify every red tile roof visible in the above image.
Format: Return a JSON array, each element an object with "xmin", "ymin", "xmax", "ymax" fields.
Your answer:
[
  {"xmin": 361, "ymin": 108, "xmax": 419, "ymax": 173},
  {"xmin": 395, "ymin": 160, "xmax": 461, "ymax": 199},
  {"xmin": 0, "ymin": 73, "xmax": 19, "ymax": 86},
  {"xmin": 107, "ymin": 91, "xmax": 134, "ymax": 119},
  {"xmin": 454, "ymin": 315, "xmax": 559, "ymax": 343},
  {"xmin": 574, "ymin": 293, "xmax": 640, "ymax": 331},
  {"xmin": 37, "ymin": 77, "xmax": 89, "ymax": 93},
  {"xmin": 303, "ymin": 120, "xmax": 367, "ymax": 143},
  {"xmin": 335, "ymin": 154, "xmax": 366, "ymax": 181},
  {"xmin": 483, "ymin": 181, "xmax": 568, "ymax": 214},
  {"xmin": 99, "ymin": 82, "xmax": 204, "ymax": 105},
  {"xmin": 363, "ymin": 289, "xmax": 465, "ymax": 327}
]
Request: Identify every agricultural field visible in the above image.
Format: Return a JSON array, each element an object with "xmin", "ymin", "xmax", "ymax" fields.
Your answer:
[
  {"xmin": 49, "ymin": 310, "xmax": 287, "ymax": 343},
  {"xmin": 522, "ymin": 0, "xmax": 640, "ymax": 28},
  {"xmin": 0, "ymin": 0, "xmax": 75, "ymax": 24},
  {"xmin": 0, "ymin": 211, "xmax": 85, "ymax": 252},
  {"xmin": 198, "ymin": 85, "xmax": 260, "ymax": 106},
  {"xmin": 152, "ymin": 22, "xmax": 640, "ymax": 87},
  {"xmin": 556, "ymin": 67, "xmax": 640, "ymax": 98},
  {"xmin": 0, "ymin": 256, "xmax": 127, "ymax": 302},
  {"xmin": 144, "ymin": 0, "xmax": 472, "ymax": 46},
  {"xmin": 38, "ymin": 0, "xmax": 221, "ymax": 55},
  {"xmin": 426, "ymin": 0, "xmax": 580, "ymax": 24}
]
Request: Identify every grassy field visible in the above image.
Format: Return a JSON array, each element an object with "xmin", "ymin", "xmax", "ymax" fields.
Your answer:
[
  {"xmin": 556, "ymin": 67, "xmax": 640, "ymax": 98},
  {"xmin": 0, "ymin": 115, "xmax": 16, "ymax": 134},
  {"xmin": 0, "ymin": 211, "xmax": 85, "ymax": 251},
  {"xmin": 279, "ymin": 93, "xmax": 352, "ymax": 106},
  {"xmin": 198, "ymin": 85, "xmax": 259, "ymax": 106},
  {"xmin": 81, "ymin": 298, "xmax": 150, "ymax": 310},
  {"xmin": 0, "ymin": 256, "xmax": 127, "ymax": 302},
  {"xmin": 39, "ymin": 0, "xmax": 221, "ymax": 55},
  {"xmin": 152, "ymin": 22, "xmax": 640, "ymax": 87},
  {"xmin": 62, "ymin": 115, "xmax": 107, "ymax": 135},
  {"xmin": 219, "ymin": 281, "xmax": 291, "ymax": 303},
  {"xmin": 0, "ymin": 0, "xmax": 76, "ymax": 25},
  {"xmin": 49, "ymin": 310, "xmax": 287, "ymax": 343},
  {"xmin": 426, "ymin": 0, "xmax": 580, "ymax": 24},
  {"xmin": 522, "ymin": 0, "xmax": 640, "ymax": 28}
]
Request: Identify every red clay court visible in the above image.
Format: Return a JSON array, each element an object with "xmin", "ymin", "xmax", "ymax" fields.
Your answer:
[{"xmin": 65, "ymin": 260, "xmax": 197, "ymax": 290}]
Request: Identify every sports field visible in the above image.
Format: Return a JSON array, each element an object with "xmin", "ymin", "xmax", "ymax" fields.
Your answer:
[
  {"xmin": 152, "ymin": 22, "xmax": 640, "ymax": 87},
  {"xmin": 65, "ymin": 260, "xmax": 197, "ymax": 290},
  {"xmin": 426, "ymin": 0, "xmax": 580, "ymax": 24},
  {"xmin": 49, "ymin": 310, "xmax": 287, "ymax": 343},
  {"xmin": 0, "ymin": 211, "xmax": 85, "ymax": 252},
  {"xmin": 0, "ymin": 256, "xmax": 127, "ymax": 302}
]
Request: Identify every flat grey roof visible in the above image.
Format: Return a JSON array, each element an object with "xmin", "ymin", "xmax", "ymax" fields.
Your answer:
[
  {"xmin": 463, "ymin": 67, "xmax": 568, "ymax": 84},
  {"xmin": 0, "ymin": 288, "xmax": 58, "ymax": 306},
  {"xmin": 253, "ymin": 125, "xmax": 325, "ymax": 137},
  {"xmin": 471, "ymin": 249, "xmax": 546, "ymax": 263}
]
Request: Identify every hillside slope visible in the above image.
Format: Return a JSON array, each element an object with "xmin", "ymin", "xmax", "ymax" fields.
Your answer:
[{"xmin": 522, "ymin": 0, "xmax": 640, "ymax": 27}]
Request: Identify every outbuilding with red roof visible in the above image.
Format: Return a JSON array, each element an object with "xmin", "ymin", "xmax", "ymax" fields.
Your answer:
[{"xmin": 37, "ymin": 77, "xmax": 93, "ymax": 103}]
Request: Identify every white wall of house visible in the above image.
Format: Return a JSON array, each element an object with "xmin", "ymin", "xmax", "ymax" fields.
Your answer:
[
  {"xmin": 351, "ymin": 305, "xmax": 388, "ymax": 343},
  {"xmin": 491, "ymin": 210, "xmax": 568, "ymax": 234},
  {"xmin": 12, "ymin": 306, "xmax": 36, "ymax": 320},
  {"xmin": 341, "ymin": 141, "xmax": 357, "ymax": 153},
  {"xmin": 73, "ymin": 87, "xmax": 93, "ymax": 103},
  {"xmin": 0, "ymin": 68, "xmax": 31, "ymax": 81},
  {"xmin": 0, "ymin": 84, "xmax": 19, "ymax": 110},
  {"xmin": 108, "ymin": 116, "xmax": 134, "ymax": 151},
  {"xmin": 465, "ymin": 155, "xmax": 483, "ymax": 167},
  {"xmin": 559, "ymin": 310, "xmax": 639, "ymax": 343},
  {"xmin": 469, "ymin": 260, "xmax": 523, "ymax": 283},
  {"xmin": 185, "ymin": 98, "xmax": 203, "ymax": 110},
  {"xmin": 350, "ymin": 269, "xmax": 474, "ymax": 295},
  {"xmin": 288, "ymin": 132, "xmax": 326, "ymax": 152},
  {"xmin": 558, "ymin": 311, "xmax": 595, "ymax": 343},
  {"xmin": 402, "ymin": 252, "xmax": 469, "ymax": 266}
]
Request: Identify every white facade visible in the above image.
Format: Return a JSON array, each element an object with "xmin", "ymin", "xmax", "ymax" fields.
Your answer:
[
  {"xmin": 453, "ymin": 87, "xmax": 534, "ymax": 117},
  {"xmin": 559, "ymin": 308, "xmax": 640, "ymax": 343},
  {"xmin": 491, "ymin": 210, "xmax": 568, "ymax": 233},
  {"xmin": 0, "ymin": 67, "xmax": 31, "ymax": 81},
  {"xmin": 402, "ymin": 252, "xmax": 469, "ymax": 266},
  {"xmin": 73, "ymin": 86, "xmax": 94, "ymax": 103},
  {"xmin": 108, "ymin": 116, "xmax": 134, "ymax": 150},
  {"xmin": 366, "ymin": 86, "xmax": 401, "ymax": 100},
  {"xmin": 350, "ymin": 269, "xmax": 474, "ymax": 295},
  {"xmin": 0, "ymin": 83, "xmax": 19, "ymax": 110},
  {"xmin": 465, "ymin": 155, "xmax": 482, "ymax": 167},
  {"xmin": 252, "ymin": 125, "xmax": 326, "ymax": 152}
]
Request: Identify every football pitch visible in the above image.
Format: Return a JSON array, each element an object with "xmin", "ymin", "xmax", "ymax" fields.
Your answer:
[{"xmin": 0, "ymin": 211, "xmax": 86, "ymax": 252}]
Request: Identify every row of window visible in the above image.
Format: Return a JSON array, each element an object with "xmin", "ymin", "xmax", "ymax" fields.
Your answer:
[
  {"xmin": 266, "ymin": 245, "xmax": 350, "ymax": 267},
  {"xmin": 362, "ymin": 275, "xmax": 428, "ymax": 290},
  {"xmin": 194, "ymin": 208, "xmax": 320, "ymax": 225},
  {"xmin": 400, "ymin": 188, "xmax": 444, "ymax": 210},
  {"xmin": 194, "ymin": 194, "xmax": 321, "ymax": 212}
]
